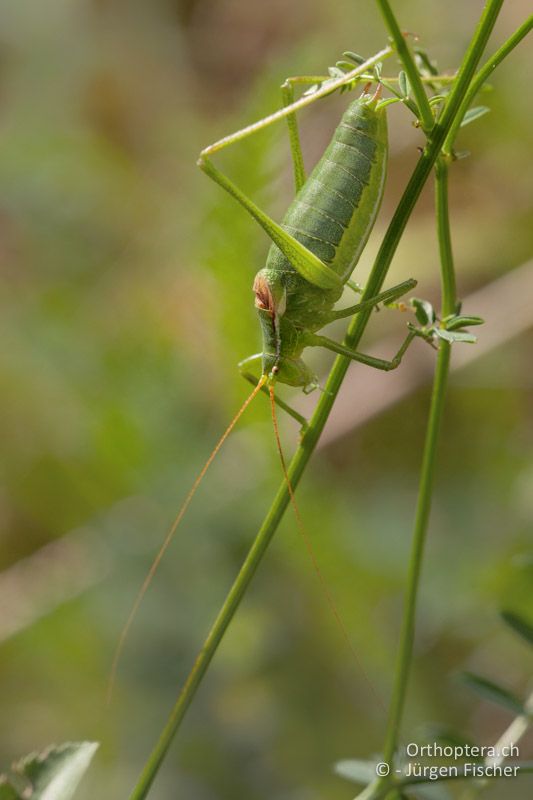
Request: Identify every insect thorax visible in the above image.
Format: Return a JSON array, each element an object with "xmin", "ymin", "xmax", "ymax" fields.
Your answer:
[{"xmin": 253, "ymin": 267, "xmax": 339, "ymax": 387}]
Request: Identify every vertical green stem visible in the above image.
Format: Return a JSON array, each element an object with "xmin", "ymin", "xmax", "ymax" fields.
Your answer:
[
  {"xmin": 380, "ymin": 160, "xmax": 456, "ymax": 771},
  {"xmin": 129, "ymin": 144, "xmax": 442, "ymax": 800},
  {"xmin": 435, "ymin": 160, "xmax": 456, "ymax": 317},
  {"xmin": 129, "ymin": 2, "xmax": 506, "ymax": 798},
  {"xmin": 375, "ymin": 0, "xmax": 509, "ymax": 774},
  {"xmin": 380, "ymin": 349, "xmax": 451, "ymax": 766},
  {"xmin": 375, "ymin": 0, "xmax": 434, "ymax": 132}
]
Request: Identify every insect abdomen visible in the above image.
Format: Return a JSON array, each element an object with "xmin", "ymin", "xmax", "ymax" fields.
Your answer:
[{"xmin": 266, "ymin": 96, "xmax": 387, "ymax": 283}]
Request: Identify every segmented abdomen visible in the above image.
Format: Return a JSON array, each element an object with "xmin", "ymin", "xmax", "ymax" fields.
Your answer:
[{"xmin": 266, "ymin": 97, "xmax": 387, "ymax": 283}]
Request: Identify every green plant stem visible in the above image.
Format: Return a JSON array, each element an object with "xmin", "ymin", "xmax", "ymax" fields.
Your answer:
[
  {"xmin": 128, "ymin": 156, "xmax": 446, "ymax": 800},
  {"xmin": 129, "ymin": 3, "xmax": 505, "ymax": 798},
  {"xmin": 378, "ymin": 139, "xmax": 456, "ymax": 789},
  {"xmin": 379, "ymin": 1, "xmax": 531, "ymax": 775},
  {"xmin": 372, "ymin": 153, "xmax": 457, "ymax": 800},
  {"xmin": 443, "ymin": 13, "xmax": 533, "ymax": 155},
  {"xmin": 375, "ymin": 0, "xmax": 434, "ymax": 131},
  {"xmin": 379, "ymin": 337, "xmax": 452, "ymax": 771},
  {"xmin": 435, "ymin": 161, "xmax": 456, "ymax": 317}
]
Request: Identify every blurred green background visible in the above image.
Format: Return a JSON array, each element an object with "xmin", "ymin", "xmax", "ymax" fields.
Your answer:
[{"xmin": 0, "ymin": 1, "xmax": 531, "ymax": 798}]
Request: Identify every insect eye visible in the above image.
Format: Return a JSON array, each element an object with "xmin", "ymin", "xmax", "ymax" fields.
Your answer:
[{"xmin": 272, "ymin": 365, "xmax": 279, "ymax": 374}]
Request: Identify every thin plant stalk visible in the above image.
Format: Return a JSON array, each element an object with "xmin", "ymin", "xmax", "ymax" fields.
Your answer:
[
  {"xmin": 379, "ymin": 157, "xmax": 455, "ymax": 778},
  {"xmin": 443, "ymin": 13, "xmax": 533, "ymax": 155},
  {"xmin": 375, "ymin": 0, "xmax": 434, "ymax": 132},
  {"xmin": 129, "ymin": 2, "xmax": 505, "ymax": 798},
  {"xmin": 378, "ymin": 3, "xmax": 532, "ymax": 780},
  {"xmin": 379, "ymin": 13, "xmax": 533, "ymax": 773}
]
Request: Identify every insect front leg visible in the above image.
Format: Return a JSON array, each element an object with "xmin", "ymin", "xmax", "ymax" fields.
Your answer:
[
  {"xmin": 304, "ymin": 328, "xmax": 418, "ymax": 372},
  {"xmin": 281, "ymin": 78, "xmax": 306, "ymax": 193},
  {"xmin": 281, "ymin": 73, "xmax": 331, "ymax": 192},
  {"xmin": 238, "ymin": 355, "xmax": 309, "ymax": 430},
  {"xmin": 281, "ymin": 67, "xmax": 382, "ymax": 193}
]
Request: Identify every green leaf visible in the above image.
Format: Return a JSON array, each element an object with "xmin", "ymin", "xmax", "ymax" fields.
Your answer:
[
  {"xmin": 445, "ymin": 315, "xmax": 484, "ymax": 330},
  {"xmin": 334, "ymin": 758, "xmax": 376, "ymax": 785},
  {"xmin": 2, "ymin": 742, "xmax": 99, "ymax": 800},
  {"xmin": 501, "ymin": 610, "xmax": 533, "ymax": 647},
  {"xmin": 434, "ymin": 329, "xmax": 477, "ymax": 343},
  {"xmin": 460, "ymin": 672, "xmax": 524, "ymax": 715},
  {"xmin": 414, "ymin": 48, "xmax": 439, "ymax": 77},
  {"xmin": 398, "ymin": 71, "xmax": 412, "ymax": 99},
  {"xmin": 342, "ymin": 51, "xmax": 367, "ymax": 65},
  {"xmin": 377, "ymin": 98, "xmax": 403, "ymax": 110},
  {"xmin": 410, "ymin": 298, "xmax": 435, "ymax": 326},
  {"xmin": 460, "ymin": 106, "xmax": 490, "ymax": 127},
  {"xmin": 429, "ymin": 95, "xmax": 447, "ymax": 106},
  {"xmin": 336, "ymin": 60, "xmax": 358, "ymax": 72}
]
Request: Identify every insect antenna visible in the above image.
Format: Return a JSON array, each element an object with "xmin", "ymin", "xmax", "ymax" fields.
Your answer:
[
  {"xmin": 107, "ymin": 374, "xmax": 267, "ymax": 704},
  {"xmin": 268, "ymin": 384, "xmax": 385, "ymax": 713}
]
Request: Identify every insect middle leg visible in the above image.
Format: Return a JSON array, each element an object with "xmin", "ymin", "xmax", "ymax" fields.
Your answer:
[{"xmin": 304, "ymin": 329, "xmax": 418, "ymax": 372}]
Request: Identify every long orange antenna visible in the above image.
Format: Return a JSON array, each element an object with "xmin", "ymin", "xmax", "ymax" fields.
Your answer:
[
  {"xmin": 268, "ymin": 384, "xmax": 384, "ymax": 712},
  {"xmin": 107, "ymin": 375, "xmax": 267, "ymax": 704}
]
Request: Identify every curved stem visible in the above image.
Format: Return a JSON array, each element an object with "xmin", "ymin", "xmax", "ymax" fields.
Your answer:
[{"xmin": 129, "ymin": 3, "xmax": 506, "ymax": 798}]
